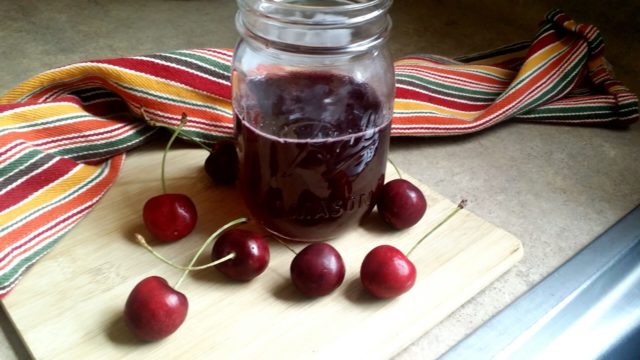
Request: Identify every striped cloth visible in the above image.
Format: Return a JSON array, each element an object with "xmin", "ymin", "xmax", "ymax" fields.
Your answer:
[{"xmin": 0, "ymin": 10, "xmax": 637, "ymax": 297}]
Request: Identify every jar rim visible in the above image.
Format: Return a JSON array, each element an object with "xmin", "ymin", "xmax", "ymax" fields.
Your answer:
[
  {"xmin": 237, "ymin": 0, "xmax": 393, "ymax": 26},
  {"xmin": 236, "ymin": 0, "xmax": 393, "ymax": 55},
  {"xmin": 249, "ymin": 0, "xmax": 391, "ymax": 12}
]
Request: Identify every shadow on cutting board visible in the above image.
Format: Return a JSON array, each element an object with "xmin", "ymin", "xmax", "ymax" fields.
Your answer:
[{"xmin": 106, "ymin": 313, "xmax": 148, "ymax": 346}]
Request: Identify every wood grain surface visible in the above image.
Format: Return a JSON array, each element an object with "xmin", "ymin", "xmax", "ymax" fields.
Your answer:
[{"xmin": 3, "ymin": 142, "xmax": 522, "ymax": 359}]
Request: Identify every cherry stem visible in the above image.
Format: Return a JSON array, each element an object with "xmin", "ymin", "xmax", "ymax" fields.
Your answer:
[
  {"xmin": 173, "ymin": 217, "xmax": 249, "ymax": 289},
  {"xmin": 270, "ymin": 236, "xmax": 298, "ymax": 255},
  {"xmin": 160, "ymin": 113, "xmax": 189, "ymax": 194},
  {"xmin": 153, "ymin": 123, "xmax": 212, "ymax": 152},
  {"xmin": 134, "ymin": 233, "xmax": 235, "ymax": 271},
  {"xmin": 387, "ymin": 158, "xmax": 402, "ymax": 179},
  {"xmin": 140, "ymin": 105, "xmax": 227, "ymax": 153},
  {"xmin": 406, "ymin": 199, "xmax": 467, "ymax": 257}
]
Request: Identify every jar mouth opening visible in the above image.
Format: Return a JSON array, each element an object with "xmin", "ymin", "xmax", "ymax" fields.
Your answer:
[{"xmin": 238, "ymin": 0, "xmax": 393, "ymax": 26}]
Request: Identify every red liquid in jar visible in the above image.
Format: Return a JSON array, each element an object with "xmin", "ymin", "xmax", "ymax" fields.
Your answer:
[{"xmin": 236, "ymin": 72, "xmax": 390, "ymax": 241}]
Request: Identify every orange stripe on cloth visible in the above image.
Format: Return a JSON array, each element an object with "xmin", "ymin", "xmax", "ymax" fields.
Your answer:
[{"xmin": 0, "ymin": 157, "xmax": 122, "ymax": 268}]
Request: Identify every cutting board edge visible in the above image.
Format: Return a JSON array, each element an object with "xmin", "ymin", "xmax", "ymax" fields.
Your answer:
[
  {"xmin": 388, "ymin": 236, "xmax": 523, "ymax": 359},
  {"xmin": 2, "ymin": 147, "xmax": 528, "ymax": 360}
]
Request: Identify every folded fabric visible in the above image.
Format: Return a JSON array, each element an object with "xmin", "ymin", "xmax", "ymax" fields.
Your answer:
[{"xmin": 0, "ymin": 9, "xmax": 637, "ymax": 297}]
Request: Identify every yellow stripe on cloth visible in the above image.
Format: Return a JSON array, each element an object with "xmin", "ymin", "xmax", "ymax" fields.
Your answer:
[
  {"xmin": 394, "ymin": 99, "xmax": 482, "ymax": 119},
  {"xmin": 512, "ymin": 37, "xmax": 578, "ymax": 83},
  {"xmin": 396, "ymin": 59, "xmax": 516, "ymax": 80},
  {"xmin": 0, "ymin": 164, "xmax": 99, "ymax": 226},
  {"xmin": 0, "ymin": 63, "xmax": 232, "ymax": 112},
  {"xmin": 0, "ymin": 103, "xmax": 85, "ymax": 126},
  {"xmin": 463, "ymin": 48, "xmax": 529, "ymax": 66}
]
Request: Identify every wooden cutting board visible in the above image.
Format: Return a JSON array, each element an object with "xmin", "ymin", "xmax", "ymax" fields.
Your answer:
[{"xmin": 2, "ymin": 143, "xmax": 522, "ymax": 359}]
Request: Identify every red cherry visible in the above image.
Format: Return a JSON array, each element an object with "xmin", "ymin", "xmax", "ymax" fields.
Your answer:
[
  {"xmin": 290, "ymin": 243, "xmax": 345, "ymax": 297},
  {"xmin": 143, "ymin": 194, "xmax": 197, "ymax": 242},
  {"xmin": 204, "ymin": 140, "xmax": 238, "ymax": 185},
  {"xmin": 377, "ymin": 179, "xmax": 427, "ymax": 229},
  {"xmin": 212, "ymin": 229, "xmax": 270, "ymax": 281},
  {"xmin": 360, "ymin": 245, "xmax": 416, "ymax": 299},
  {"xmin": 124, "ymin": 276, "xmax": 188, "ymax": 341}
]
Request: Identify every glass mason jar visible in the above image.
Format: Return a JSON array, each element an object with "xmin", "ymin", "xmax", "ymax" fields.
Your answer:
[{"xmin": 233, "ymin": 0, "xmax": 395, "ymax": 242}]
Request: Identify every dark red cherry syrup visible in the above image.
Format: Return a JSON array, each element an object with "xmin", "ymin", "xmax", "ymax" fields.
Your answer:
[{"xmin": 236, "ymin": 71, "xmax": 390, "ymax": 241}]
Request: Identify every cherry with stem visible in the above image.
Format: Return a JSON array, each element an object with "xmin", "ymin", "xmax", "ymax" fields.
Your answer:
[
  {"xmin": 212, "ymin": 228, "xmax": 270, "ymax": 281},
  {"xmin": 142, "ymin": 113, "xmax": 198, "ymax": 243},
  {"xmin": 137, "ymin": 217, "xmax": 270, "ymax": 282},
  {"xmin": 176, "ymin": 217, "xmax": 249, "ymax": 287},
  {"xmin": 134, "ymin": 217, "xmax": 249, "ymax": 275},
  {"xmin": 377, "ymin": 158, "xmax": 427, "ymax": 230},
  {"xmin": 361, "ymin": 200, "xmax": 467, "ymax": 299},
  {"xmin": 124, "ymin": 217, "xmax": 247, "ymax": 341}
]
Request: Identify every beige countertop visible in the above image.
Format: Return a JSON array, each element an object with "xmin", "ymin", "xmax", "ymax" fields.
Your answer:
[{"xmin": 1, "ymin": 1, "xmax": 638, "ymax": 359}]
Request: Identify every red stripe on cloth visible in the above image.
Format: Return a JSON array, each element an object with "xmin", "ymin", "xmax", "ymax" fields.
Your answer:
[
  {"xmin": 0, "ymin": 156, "xmax": 123, "ymax": 265},
  {"xmin": 141, "ymin": 107, "xmax": 233, "ymax": 134},
  {"xmin": 526, "ymin": 29, "xmax": 562, "ymax": 56},
  {"xmin": 91, "ymin": 57, "xmax": 231, "ymax": 100},
  {"xmin": 14, "ymin": 75, "xmax": 234, "ymax": 134},
  {"xmin": 395, "ymin": 87, "xmax": 489, "ymax": 112},
  {"xmin": 0, "ymin": 157, "xmax": 79, "ymax": 213},
  {"xmin": 0, "ymin": 142, "xmax": 27, "ymax": 161},
  {"xmin": 0, "ymin": 119, "xmax": 125, "ymax": 146},
  {"xmin": 35, "ymin": 123, "xmax": 134, "ymax": 149},
  {"xmin": 467, "ymin": 43, "xmax": 584, "ymax": 131},
  {"xmin": 397, "ymin": 64, "xmax": 513, "ymax": 87},
  {"xmin": 193, "ymin": 48, "xmax": 234, "ymax": 61},
  {"xmin": 0, "ymin": 200, "xmax": 94, "ymax": 268},
  {"xmin": 20, "ymin": 76, "xmax": 117, "ymax": 103}
]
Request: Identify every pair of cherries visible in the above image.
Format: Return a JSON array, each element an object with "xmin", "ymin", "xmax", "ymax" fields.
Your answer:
[
  {"xmin": 126, "ymin": 219, "xmax": 270, "ymax": 342},
  {"xmin": 288, "ymin": 242, "xmax": 415, "ymax": 300},
  {"xmin": 127, "ymin": 114, "xmax": 253, "ymax": 342},
  {"xmin": 289, "ymin": 178, "xmax": 429, "ymax": 299}
]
